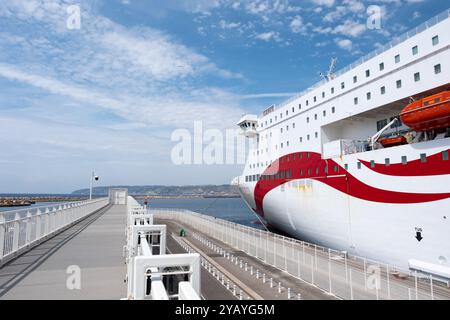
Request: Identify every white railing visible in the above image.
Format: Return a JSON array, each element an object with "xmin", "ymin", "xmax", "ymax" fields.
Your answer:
[
  {"xmin": 124, "ymin": 199, "xmax": 201, "ymax": 300},
  {"xmin": 152, "ymin": 208, "xmax": 450, "ymax": 300},
  {"xmin": 269, "ymin": 9, "xmax": 450, "ymax": 113},
  {"xmin": 0, "ymin": 198, "xmax": 109, "ymax": 265}
]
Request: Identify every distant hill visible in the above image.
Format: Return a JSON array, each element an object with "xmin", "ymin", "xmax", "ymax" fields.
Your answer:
[{"xmin": 71, "ymin": 184, "xmax": 240, "ymax": 197}]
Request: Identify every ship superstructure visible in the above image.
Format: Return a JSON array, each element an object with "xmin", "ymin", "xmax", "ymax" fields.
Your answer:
[{"xmin": 234, "ymin": 10, "xmax": 450, "ymax": 279}]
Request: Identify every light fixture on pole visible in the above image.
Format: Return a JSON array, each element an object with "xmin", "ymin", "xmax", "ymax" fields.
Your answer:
[{"xmin": 89, "ymin": 171, "xmax": 99, "ymax": 200}]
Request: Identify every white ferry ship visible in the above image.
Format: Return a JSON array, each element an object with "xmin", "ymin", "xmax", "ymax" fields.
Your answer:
[{"xmin": 234, "ymin": 10, "xmax": 450, "ymax": 279}]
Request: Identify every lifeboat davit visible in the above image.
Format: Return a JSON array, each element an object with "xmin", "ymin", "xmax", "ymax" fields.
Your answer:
[
  {"xmin": 379, "ymin": 135, "xmax": 407, "ymax": 148},
  {"xmin": 400, "ymin": 90, "xmax": 450, "ymax": 131}
]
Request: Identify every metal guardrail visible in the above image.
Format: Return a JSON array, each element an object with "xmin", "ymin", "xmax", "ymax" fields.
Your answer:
[
  {"xmin": 270, "ymin": 9, "xmax": 450, "ymax": 113},
  {"xmin": 151, "ymin": 208, "xmax": 450, "ymax": 300},
  {"xmin": 0, "ymin": 198, "xmax": 109, "ymax": 266},
  {"xmin": 124, "ymin": 198, "xmax": 201, "ymax": 300}
]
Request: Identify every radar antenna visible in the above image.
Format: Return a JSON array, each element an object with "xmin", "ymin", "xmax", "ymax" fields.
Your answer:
[{"xmin": 319, "ymin": 57, "xmax": 337, "ymax": 82}]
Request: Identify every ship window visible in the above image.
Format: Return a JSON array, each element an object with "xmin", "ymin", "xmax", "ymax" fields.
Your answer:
[
  {"xmin": 287, "ymin": 141, "xmax": 290, "ymax": 147},
  {"xmin": 299, "ymin": 104, "xmax": 302, "ymax": 110},
  {"xmin": 377, "ymin": 119, "xmax": 388, "ymax": 131},
  {"xmin": 385, "ymin": 158, "xmax": 390, "ymax": 166},
  {"xmin": 353, "ymin": 76, "xmax": 357, "ymax": 83},
  {"xmin": 300, "ymin": 169, "xmax": 303, "ymax": 176},
  {"xmin": 434, "ymin": 64, "xmax": 441, "ymax": 74},
  {"xmin": 245, "ymin": 176, "xmax": 248, "ymax": 182},
  {"xmin": 292, "ymin": 107, "xmax": 295, "ymax": 113},
  {"xmin": 396, "ymin": 80, "xmax": 402, "ymax": 89},
  {"xmin": 434, "ymin": 98, "xmax": 440, "ymax": 103},
  {"xmin": 314, "ymin": 96, "xmax": 317, "ymax": 102},
  {"xmin": 314, "ymin": 114, "xmax": 317, "ymax": 120},
  {"xmin": 286, "ymin": 125, "xmax": 289, "ymax": 131},
  {"xmin": 306, "ymin": 100, "xmax": 309, "ymax": 106},
  {"xmin": 412, "ymin": 45, "xmax": 418, "ymax": 55},
  {"xmin": 379, "ymin": 62, "xmax": 384, "ymax": 71},
  {"xmin": 275, "ymin": 116, "xmax": 277, "ymax": 121},
  {"xmin": 357, "ymin": 162, "xmax": 361, "ymax": 169},
  {"xmin": 281, "ymin": 128, "xmax": 283, "ymax": 133},
  {"xmin": 315, "ymin": 168, "xmax": 319, "ymax": 175},
  {"xmin": 307, "ymin": 134, "xmax": 310, "ymax": 141},
  {"xmin": 331, "ymin": 87, "xmax": 335, "ymax": 94},
  {"xmin": 354, "ymin": 97, "xmax": 358, "ymax": 105},
  {"xmin": 420, "ymin": 153, "xmax": 427, "ymax": 163},
  {"xmin": 380, "ymin": 86, "xmax": 386, "ymax": 95},
  {"xmin": 322, "ymin": 92, "xmax": 325, "ymax": 98},
  {"xmin": 332, "ymin": 106, "xmax": 335, "ymax": 113},
  {"xmin": 280, "ymin": 113, "xmax": 283, "ymax": 119},
  {"xmin": 442, "ymin": 151, "xmax": 449, "ymax": 161},
  {"xmin": 367, "ymin": 92, "xmax": 371, "ymax": 100},
  {"xmin": 300, "ymin": 137, "xmax": 303, "ymax": 143},
  {"xmin": 286, "ymin": 110, "xmax": 289, "ymax": 116},
  {"xmin": 276, "ymin": 173, "xmax": 279, "ymax": 179},
  {"xmin": 370, "ymin": 160, "xmax": 375, "ymax": 168},
  {"xmin": 341, "ymin": 82, "xmax": 345, "ymax": 89},
  {"xmin": 324, "ymin": 166, "xmax": 328, "ymax": 174},
  {"xmin": 432, "ymin": 35, "xmax": 439, "ymax": 46},
  {"xmin": 281, "ymin": 143, "xmax": 283, "ymax": 148},
  {"xmin": 366, "ymin": 69, "xmax": 370, "ymax": 77},
  {"xmin": 334, "ymin": 165, "xmax": 338, "ymax": 173},
  {"xmin": 323, "ymin": 110, "xmax": 326, "ymax": 117},
  {"xmin": 307, "ymin": 152, "xmax": 310, "ymax": 158},
  {"xmin": 344, "ymin": 164, "xmax": 348, "ymax": 171},
  {"xmin": 402, "ymin": 156, "xmax": 407, "ymax": 164},
  {"xmin": 424, "ymin": 101, "xmax": 429, "ymax": 106},
  {"xmin": 395, "ymin": 54, "xmax": 400, "ymax": 64},
  {"xmin": 307, "ymin": 169, "xmax": 311, "ymax": 176},
  {"xmin": 270, "ymin": 118, "xmax": 272, "ymax": 123},
  {"xmin": 287, "ymin": 170, "xmax": 292, "ymax": 178},
  {"xmin": 315, "ymin": 132, "xmax": 318, "ymax": 138},
  {"xmin": 293, "ymin": 123, "xmax": 296, "ymax": 128},
  {"xmin": 414, "ymin": 72, "xmax": 420, "ymax": 82},
  {"xmin": 307, "ymin": 117, "xmax": 310, "ymax": 123},
  {"xmin": 280, "ymin": 171, "xmax": 285, "ymax": 179}
]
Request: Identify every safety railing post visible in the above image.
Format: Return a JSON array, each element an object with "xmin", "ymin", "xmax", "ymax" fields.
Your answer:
[
  {"xmin": 0, "ymin": 215, "xmax": 5, "ymax": 259},
  {"xmin": 25, "ymin": 211, "xmax": 32, "ymax": 244},
  {"xmin": 12, "ymin": 212, "xmax": 20, "ymax": 252},
  {"xmin": 35, "ymin": 209, "xmax": 42, "ymax": 241}
]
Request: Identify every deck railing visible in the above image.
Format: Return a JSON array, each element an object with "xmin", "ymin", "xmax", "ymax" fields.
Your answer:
[{"xmin": 0, "ymin": 198, "xmax": 109, "ymax": 265}]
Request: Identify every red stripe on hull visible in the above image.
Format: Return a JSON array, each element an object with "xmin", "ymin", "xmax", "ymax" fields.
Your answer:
[
  {"xmin": 253, "ymin": 152, "xmax": 450, "ymax": 216},
  {"xmin": 359, "ymin": 149, "xmax": 449, "ymax": 176}
]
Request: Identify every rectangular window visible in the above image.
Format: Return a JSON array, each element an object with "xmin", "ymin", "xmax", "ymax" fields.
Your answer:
[
  {"xmin": 379, "ymin": 62, "xmax": 385, "ymax": 71},
  {"xmin": 314, "ymin": 96, "xmax": 317, "ymax": 102},
  {"xmin": 245, "ymin": 176, "xmax": 249, "ymax": 182},
  {"xmin": 366, "ymin": 69, "xmax": 370, "ymax": 77},
  {"xmin": 299, "ymin": 137, "xmax": 303, "ymax": 143},
  {"xmin": 412, "ymin": 45, "xmax": 418, "ymax": 55},
  {"xmin": 341, "ymin": 82, "xmax": 345, "ymax": 89},
  {"xmin": 292, "ymin": 107, "xmax": 295, "ymax": 113},
  {"xmin": 420, "ymin": 153, "xmax": 427, "ymax": 163},
  {"xmin": 323, "ymin": 110, "xmax": 326, "ymax": 117},
  {"xmin": 332, "ymin": 106, "xmax": 335, "ymax": 113},
  {"xmin": 286, "ymin": 110, "xmax": 288, "ymax": 116},
  {"xmin": 432, "ymin": 35, "xmax": 439, "ymax": 46},
  {"xmin": 306, "ymin": 100, "xmax": 309, "ymax": 106},
  {"xmin": 395, "ymin": 54, "xmax": 400, "ymax": 63},
  {"xmin": 377, "ymin": 119, "xmax": 388, "ymax": 131},
  {"xmin": 322, "ymin": 92, "xmax": 325, "ymax": 98},
  {"xmin": 353, "ymin": 76, "xmax": 358, "ymax": 83},
  {"xmin": 385, "ymin": 158, "xmax": 390, "ymax": 166},
  {"xmin": 307, "ymin": 134, "xmax": 310, "ymax": 141},
  {"xmin": 354, "ymin": 97, "xmax": 358, "ymax": 105},
  {"xmin": 300, "ymin": 169, "xmax": 303, "ymax": 176},
  {"xmin": 367, "ymin": 92, "xmax": 372, "ymax": 100},
  {"xmin": 306, "ymin": 117, "xmax": 309, "ymax": 123},
  {"xmin": 307, "ymin": 169, "xmax": 311, "ymax": 176},
  {"xmin": 315, "ymin": 132, "xmax": 318, "ymax": 138},
  {"xmin": 357, "ymin": 162, "xmax": 361, "ymax": 169},
  {"xmin": 293, "ymin": 123, "xmax": 296, "ymax": 128},
  {"xmin": 442, "ymin": 151, "xmax": 448, "ymax": 161},
  {"xmin": 414, "ymin": 72, "xmax": 420, "ymax": 82},
  {"xmin": 344, "ymin": 164, "xmax": 348, "ymax": 171},
  {"xmin": 334, "ymin": 165, "xmax": 338, "ymax": 173},
  {"xmin": 434, "ymin": 64, "xmax": 441, "ymax": 74},
  {"xmin": 331, "ymin": 87, "xmax": 335, "ymax": 94},
  {"xmin": 370, "ymin": 160, "xmax": 375, "ymax": 168},
  {"xmin": 314, "ymin": 114, "xmax": 317, "ymax": 120},
  {"xmin": 396, "ymin": 80, "xmax": 402, "ymax": 88},
  {"xmin": 299, "ymin": 104, "xmax": 302, "ymax": 110},
  {"xmin": 381, "ymin": 86, "xmax": 386, "ymax": 95},
  {"xmin": 402, "ymin": 156, "xmax": 407, "ymax": 165}
]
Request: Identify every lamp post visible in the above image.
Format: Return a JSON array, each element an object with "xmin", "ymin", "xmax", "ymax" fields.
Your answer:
[{"xmin": 89, "ymin": 171, "xmax": 99, "ymax": 200}]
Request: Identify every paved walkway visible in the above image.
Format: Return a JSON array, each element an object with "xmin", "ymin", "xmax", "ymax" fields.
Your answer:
[{"xmin": 0, "ymin": 205, "xmax": 127, "ymax": 300}]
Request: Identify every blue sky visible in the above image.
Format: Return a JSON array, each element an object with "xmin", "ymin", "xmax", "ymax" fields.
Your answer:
[{"xmin": 0, "ymin": 0, "xmax": 447, "ymax": 193}]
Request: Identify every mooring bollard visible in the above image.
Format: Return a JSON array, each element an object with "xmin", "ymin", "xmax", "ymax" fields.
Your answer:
[{"xmin": 278, "ymin": 282, "xmax": 282, "ymax": 293}]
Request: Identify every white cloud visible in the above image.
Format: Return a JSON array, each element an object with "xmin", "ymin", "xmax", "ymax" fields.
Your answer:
[
  {"xmin": 311, "ymin": 0, "xmax": 335, "ymax": 8},
  {"xmin": 255, "ymin": 31, "xmax": 281, "ymax": 42},
  {"xmin": 289, "ymin": 15, "xmax": 306, "ymax": 34},
  {"xmin": 334, "ymin": 38, "xmax": 353, "ymax": 51}
]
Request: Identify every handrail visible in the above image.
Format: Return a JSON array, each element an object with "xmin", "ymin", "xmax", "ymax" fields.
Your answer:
[
  {"xmin": 0, "ymin": 197, "xmax": 109, "ymax": 265},
  {"xmin": 268, "ymin": 9, "xmax": 450, "ymax": 114}
]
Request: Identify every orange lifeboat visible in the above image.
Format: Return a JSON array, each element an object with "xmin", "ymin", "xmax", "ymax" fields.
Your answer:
[
  {"xmin": 379, "ymin": 135, "xmax": 407, "ymax": 148},
  {"xmin": 400, "ymin": 91, "xmax": 450, "ymax": 131}
]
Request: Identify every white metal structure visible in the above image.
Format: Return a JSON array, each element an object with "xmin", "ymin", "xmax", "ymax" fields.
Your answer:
[
  {"xmin": 152, "ymin": 208, "xmax": 450, "ymax": 300},
  {"xmin": 0, "ymin": 198, "xmax": 109, "ymax": 266},
  {"xmin": 109, "ymin": 188, "xmax": 128, "ymax": 205},
  {"xmin": 234, "ymin": 10, "xmax": 450, "ymax": 277},
  {"xmin": 124, "ymin": 198, "xmax": 201, "ymax": 300}
]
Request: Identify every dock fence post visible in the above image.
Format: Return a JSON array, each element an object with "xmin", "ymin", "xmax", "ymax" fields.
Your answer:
[{"xmin": 0, "ymin": 215, "xmax": 5, "ymax": 259}]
